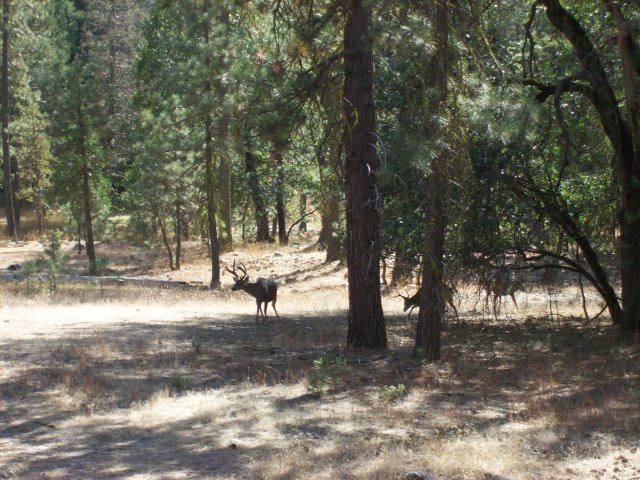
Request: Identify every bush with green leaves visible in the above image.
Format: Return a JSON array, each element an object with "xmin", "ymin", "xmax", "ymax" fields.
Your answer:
[
  {"xmin": 383, "ymin": 383, "xmax": 408, "ymax": 401},
  {"xmin": 19, "ymin": 231, "xmax": 70, "ymax": 292},
  {"xmin": 168, "ymin": 372, "xmax": 193, "ymax": 393},
  {"xmin": 307, "ymin": 352, "xmax": 347, "ymax": 396}
]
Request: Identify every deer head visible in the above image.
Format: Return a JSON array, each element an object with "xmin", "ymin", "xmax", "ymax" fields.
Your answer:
[
  {"xmin": 226, "ymin": 260, "xmax": 249, "ymax": 291},
  {"xmin": 394, "ymin": 288, "xmax": 418, "ymax": 312}
]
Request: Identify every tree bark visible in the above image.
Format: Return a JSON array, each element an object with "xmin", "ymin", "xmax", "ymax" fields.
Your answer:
[
  {"xmin": 245, "ymin": 149, "xmax": 272, "ymax": 242},
  {"xmin": 318, "ymin": 124, "xmax": 344, "ymax": 262},
  {"xmin": 2, "ymin": 0, "xmax": 16, "ymax": 240},
  {"xmin": 217, "ymin": 7, "xmax": 232, "ymax": 252},
  {"xmin": 414, "ymin": 0, "xmax": 449, "ymax": 362},
  {"xmin": 175, "ymin": 186, "xmax": 182, "ymax": 270},
  {"xmin": 299, "ymin": 192, "xmax": 308, "ymax": 233},
  {"xmin": 203, "ymin": 0, "xmax": 220, "ymax": 288},
  {"xmin": 154, "ymin": 201, "xmax": 174, "ymax": 270},
  {"xmin": 343, "ymin": 0, "xmax": 386, "ymax": 348},
  {"xmin": 274, "ymin": 150, "xmax": 287, "ymax": 244}
]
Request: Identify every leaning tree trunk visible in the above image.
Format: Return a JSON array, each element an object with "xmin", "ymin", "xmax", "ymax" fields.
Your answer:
[
  {"xmin": 539, "ymin": 0, "xmax": 639, "ymax": 333},
  {"xmin": 414, "ymin": 0, "xmax": 449, "ymax": 362},
  {"xmin": 2, "ymin": 0, "xmax": 16, "ymax": 240},
  {"xmin": 343, "ymin": 0, "xmax": 386, "ymax": 348}
]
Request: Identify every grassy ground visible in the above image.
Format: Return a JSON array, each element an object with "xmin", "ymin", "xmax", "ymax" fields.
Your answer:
[{"xmin": 0, "ymin": 240, "xmax": 639, "ymax": 479}]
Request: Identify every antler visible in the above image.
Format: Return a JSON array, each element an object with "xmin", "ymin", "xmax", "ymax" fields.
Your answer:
[
  {"xmin": 237, "ymin": 261, "xmax": 248, "ymax": 278},
  {"xmin": 225, "ymin": 260, "xmax": 240, "ymax": 279},
  {"xmin": 393, "ymin": 288, "xmax": 410, "ymax": 300},
  {"xmin": 226, "ymin": 260, "xmax": 249, "ymax": 281}
]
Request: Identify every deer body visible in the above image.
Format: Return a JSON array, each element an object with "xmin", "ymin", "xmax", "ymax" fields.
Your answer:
[
  {"xmin": 483, "ymin": 271, "xmax": 524, "ymax": 320},
  {"xmin": 227, "ymin": 261, "xmax": 280, "ymax": 323},
  {"xmin": 399, "ymin": 284, "xmax": 458, "ymax": 322}
]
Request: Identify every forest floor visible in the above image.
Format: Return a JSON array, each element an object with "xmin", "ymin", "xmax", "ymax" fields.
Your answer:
[{"xmin": 0, "ymin": 237, "xmax": 639, "ymax": 479}]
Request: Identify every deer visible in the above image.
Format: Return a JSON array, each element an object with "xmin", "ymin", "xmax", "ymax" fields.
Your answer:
[
  {"xmin": 483, "ymin": 270, "xmax": 524, "ymax": 320},
  {"xmin": 396, "ymin": 283, "xmax": 459, "ymax": 322},
  {"xmin": 226, "ymin": 260, "xmax": 280, "ymax": 323}
]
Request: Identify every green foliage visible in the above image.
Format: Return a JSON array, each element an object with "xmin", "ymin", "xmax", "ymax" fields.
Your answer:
[
  {"xmin": 307, "ymin": 352, "xmax": 346, "ymax": 396},
  {"xmin": 168, "ymin": 372, "xmax": 193, "ymax": 393},
  {"xmin": 19, "ymin": 230, "xmax": 70, "ymax": 292},
  {"xmin": 382, "ymin": 383, "xmax": 407, "ymax": 400},
  {"xmin": 191, "ymin": 336, "xmax": 204, "ymax": 355}
]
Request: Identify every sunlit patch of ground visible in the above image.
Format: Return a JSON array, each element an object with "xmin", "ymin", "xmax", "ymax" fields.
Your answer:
[{"xmin": 1, "ymin": 241, "xmax": 639, "ymax": 479}]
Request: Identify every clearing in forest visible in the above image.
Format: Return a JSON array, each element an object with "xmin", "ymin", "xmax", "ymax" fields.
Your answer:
[{"xmin": 0, "ymin": 240, "xmax": 638, "ymax": 480}]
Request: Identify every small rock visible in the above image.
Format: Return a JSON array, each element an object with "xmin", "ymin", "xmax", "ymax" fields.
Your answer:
[{"xmin": 404, "ymin": 470, "xmax": 434, "ymax": 480}]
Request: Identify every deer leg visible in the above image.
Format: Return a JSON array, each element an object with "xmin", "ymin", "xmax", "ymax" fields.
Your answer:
[
  {"xmin": 448, "ymin": 299, "xmax": 460, "ymax": 323},
  {"xmin": 255, "ymin": 300, "xmax": 262, "ymax": 323},
  {"xmin": 271, "ymin": 300, "xmax": 280, "ymax": 320},
  {"xmin": 493, "ymin": 293, "xmax": 499, "ymax": 321},
  {"xmin": 407, "ymin": 305, "xmax": 416, "ymax": 322},
  {"xmin": 509, "ymin": 292, "xmax": 518, "ymax": 310}
]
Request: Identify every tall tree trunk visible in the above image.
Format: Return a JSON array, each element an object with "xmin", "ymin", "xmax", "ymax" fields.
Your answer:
[
  {"xmin": 414, "ymin": 0, "xmax": 449, "ymax": 362},
  {"xmin": 299, "ymin": 192, "xmax": 308, "ymax": 233},
  {"xmin": 604, "ymin": 1, "xmax": 640, "ymax": 334},
  {"xmin": 175, "ymin": 186, "xmax": 182, "ymax": 270},
  {"xmin": 217, "ymin": 7, "xmax": 232, "ymax": 252},
  {"xmin": 343, "ymin": 0, "xmax": 386, "ymax": 348},
  {"xmin": 78, "ymin": 76, "xmax": 96, "ymax": 275},
  {"xmin": 71, "ymin": 0, "xmax": 96, "ymax": 274},
  {"xmin": 203, "ymin": 0, "xmax": 220, "ymax": 288},
  {"xmin": 245, "ymin": 148, "xmax": 272, "ymax": 242},
  {"xmin": 218, "ymin": 111, "xmax": 232, "ymax": 251},
  {"xmin": 2, "ymin": 0, "xmax": 15, "ymax": 240},
  {"xmin": 318, "ymin": 118, "xmax": 344, "ymax": 262},
  {"xmin": 82, "ymin": 161, "xmax": 97, "ymax": 275},
  {"xmin": 154, "ymin": 202, "xmax": 174, "ymax": 270},
  {"xmin": 274, "ymin": 150, "xmax": 287, "ymax": 244},
  {"xmin": 10, "ymin": 153, "xmax": 19, "ymax": 226}
]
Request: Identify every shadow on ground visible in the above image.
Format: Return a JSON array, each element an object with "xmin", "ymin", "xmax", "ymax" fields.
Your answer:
[{"xmin": 1, "ymin": 299, "xmax": 639, "ymax": 479}]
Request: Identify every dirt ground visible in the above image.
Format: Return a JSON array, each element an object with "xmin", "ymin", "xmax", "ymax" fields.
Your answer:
[{"xmin": 0, "ymin": 239, "xmax": 639, "ymax": 479}]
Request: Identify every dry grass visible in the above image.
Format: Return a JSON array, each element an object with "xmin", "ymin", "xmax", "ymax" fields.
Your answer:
[{"xmin": 1, "ymin": 241, "xmax": 639, "ymax": 479}]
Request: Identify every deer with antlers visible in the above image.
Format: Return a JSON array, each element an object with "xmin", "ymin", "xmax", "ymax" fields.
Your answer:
[
  {"xmin": 226, "ymin": 260, "xmax": 280, "ymax": 323},
  {"xmin": 396, "ymin": 283, "xmax": 459, "ymax": 322}
]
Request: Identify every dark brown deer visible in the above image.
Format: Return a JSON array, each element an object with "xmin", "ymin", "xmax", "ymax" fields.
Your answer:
[
  {"xmin": 226, "ymin": 260, "xmax": 280, "ymax": 323},
  {"xmin": 396, "ymin": 284, "xmax": 458, "ymax": 322}
]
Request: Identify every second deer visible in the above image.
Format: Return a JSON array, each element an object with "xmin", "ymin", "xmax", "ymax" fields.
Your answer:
[
  {"xmin": 226, "ymin": 260, "xmax": 280, "ymax": 323},
  {"xmin": 483, "ymin": 270, "xmax": 524, "ymax": 320},
  {"xmin": 397, "ymin": 283, "xmax": 459, "ymax": 322}
]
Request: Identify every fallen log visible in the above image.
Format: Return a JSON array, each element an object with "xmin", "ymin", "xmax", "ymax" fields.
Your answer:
[{"xmin": 0, "ymin": 271, "xmax": 207, "ymax": 290}]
